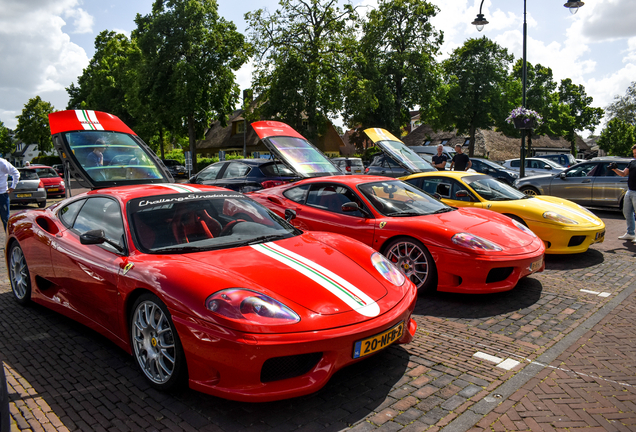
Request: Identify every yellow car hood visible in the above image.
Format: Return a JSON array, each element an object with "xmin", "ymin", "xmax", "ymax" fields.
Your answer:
[{"xmin": 505, "ymin": 196, "xmax": 603, "ymax": 227}]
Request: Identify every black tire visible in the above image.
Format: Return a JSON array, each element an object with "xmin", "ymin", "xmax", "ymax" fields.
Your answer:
[
  {"xmin": 520, "ymin": 186, "xmax": 540, "ymax": 196},
  {"xmin": 8, "ymin": 242, "xmax": 31, "ymax": 305},
  {"xmin": 130, "ymin": 293, "xmax": 187, "ymax": 391},
  {"xmin": 383, "ymin": 237, "xmax": 437, "ymax": 292},
  {"xmin": 37, "ymin": 201, "xmax": 46, "ymax": 208}
]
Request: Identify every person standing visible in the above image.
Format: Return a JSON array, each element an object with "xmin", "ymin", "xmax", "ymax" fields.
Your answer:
[
  {"xmin": 450, "ymin": 144, "xmax": 472, "ymax": 171},
  {"xmin": 610, "ymin": 144, "xmax": 636, "ymax": 242},
  {"xmin": 0, "ymin": 158, "xmax": 20, "ymax": 231},
  {"xmin": 431, "ymin": 145, "xmax": 448, "ymax": 170}
]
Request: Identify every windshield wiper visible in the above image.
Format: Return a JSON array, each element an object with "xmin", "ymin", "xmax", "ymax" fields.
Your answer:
[
  {"xmin": 431, "ymin": 207, "xmax": 455, "ymax": 214},
  {"xmin": 231, "ymin": 234, "xmax": 291, "ymax": 247},
  {"xmin": 386, "ymin": 211, "xmax": 424, "ymax": 217},
  {"xmin": 152, "ymin": 245, "xmax": 206, "ymax": 253}
]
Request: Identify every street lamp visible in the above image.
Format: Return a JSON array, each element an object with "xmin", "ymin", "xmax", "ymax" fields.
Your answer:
[{"xmin": 472, "ymin": 0, "xmax": 584, "ymax": 178}]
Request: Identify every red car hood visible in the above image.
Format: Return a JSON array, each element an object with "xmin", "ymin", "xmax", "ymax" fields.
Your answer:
[{"xmin": 182, "ymin": 235, "xmax": 389, "ymax": 317}]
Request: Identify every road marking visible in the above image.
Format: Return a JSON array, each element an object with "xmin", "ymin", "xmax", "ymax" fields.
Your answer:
[
  {"xmin": 497, "ymin": 359, "xmax": 520, "ymax": 370},
  {"xmin": 580, "ymin": 289, "xmax": 612, "ymax": 297},
  {"xmin": 473, "ymin": 352, "xmax": 520, "ymax": 370}
]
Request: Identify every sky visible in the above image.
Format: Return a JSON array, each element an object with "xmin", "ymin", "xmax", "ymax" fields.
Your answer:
[{"xmin": 0, "ymin": 0, "xmax": 634, "ymax": 137}]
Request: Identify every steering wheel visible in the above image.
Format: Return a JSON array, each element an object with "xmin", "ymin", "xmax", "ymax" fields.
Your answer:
[{"xmin": 219, "ymin": 219, "xmax": 246, "ymax": 236}]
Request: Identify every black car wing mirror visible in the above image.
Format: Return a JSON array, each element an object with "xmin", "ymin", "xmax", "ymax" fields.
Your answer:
[
  {"xmin": 284, "ymin": 209, "xmax": 297, "ymax": 222},
  {"xmin": 433, "ymin": 192, "xmax": 442, "ymax": 200},
  {"xmin": 342, "ymin": 202, "xmax": 372, "ymax": 218},
  {"xmin": 455, "ymin": 190, "xmax": 469, "ymax": 198},
  {"xmin": 80, "ymin": 229, "xmax": 124, "ymax": 252}
]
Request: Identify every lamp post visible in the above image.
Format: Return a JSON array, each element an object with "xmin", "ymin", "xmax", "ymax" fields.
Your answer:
[{"xmin": 472, "ymin": 0, "xmax": 584, "ymax": 178}]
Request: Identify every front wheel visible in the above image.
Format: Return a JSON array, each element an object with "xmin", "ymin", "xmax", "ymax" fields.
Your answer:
[
  {"xmin": 130, "ymin": 293, "xmax": 187, "ymax": 391},
  {"xmin": 383, "ymin": 237, "xmax": 436, "ymax": 292},
  {"xmin": 9, "ymin": 242, "xmax": 31, "ymax": 305},
  {"xmin": 520, "ymin": 186, "xmax": 540, "ymax": 196}
]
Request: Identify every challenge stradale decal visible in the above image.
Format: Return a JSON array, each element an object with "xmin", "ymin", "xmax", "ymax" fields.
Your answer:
[
  {"xmin": 252, "ymin": 242, "xmax": 380, "ymax": 317},
  {"xmin": 74, "ymin": 110, "xmax": 104, "ymax": 131}
]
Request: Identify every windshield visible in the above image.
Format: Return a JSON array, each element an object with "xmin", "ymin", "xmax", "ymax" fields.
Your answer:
[
  {"xmin": 463, "ymin": 175, "xmax": 526, "ymax": 201},
  {"xmin": 264, "ymin": 136, "xmax": 340, "ymax": 177},
  {"xmin": 32, "ymin": 168, "xmax": 58, "ymax": 178},
  {"xmin": 128, "ymin": 191, "xmax": 299, "ymax": 253},
  {"xmin": 479, "ymin": 159, "xmax": 503, "ymax": 169},
  {"xmin": 63, "ymin": 131, "xmax": 165, "ymax": 183},
  {"xmin": 358, "ymin": 180, "xmax": 451, "ymax": 216},
  {"xmin": 378, "ymin": 140, "xmax": 435, "ymax": 172},
  {"xmin": 18, "ymin": 169, "xmax": 39, "ymax": 180}
]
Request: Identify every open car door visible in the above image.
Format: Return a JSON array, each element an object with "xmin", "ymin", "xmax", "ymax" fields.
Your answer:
[
  {"xmin": 49, "ymin": 110, "xmax": 173, "ymax": 191},
  {"xmin": 364, "ymin": 128, "xmax": 434, "ymax": 174},
  {"xmin": 251, "ymin": 121, "xmax": 342, "ymax": 178}
]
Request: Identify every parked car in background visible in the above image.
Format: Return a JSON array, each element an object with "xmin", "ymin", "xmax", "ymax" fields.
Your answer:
[
  {"xmin": 502, "ymin": 157, "xmax": 565, "ymax": 177},
  {"xmin": 22, "ymin": 165, "xmax": 65, "ymax": 198},
  {"xmin": 535, "ymin": 153, "xmax": 577, "ymax": 168},
  {"xmin": 161, "ymin": 159, "xmax": 188, "ymax": 178},
  {"xmin": 514, "ymin": 157, "xmax": 632, "ymax": 209},
  {"xmin": 332, "ymin": 157, "xmax": 364, "ymax": 175},
  {"xmin": 469, "ymin": 158, "xmax": 518, "ymax": 185},
  {"xmin": 408, "ymin": 145, "xmax": 456, "ymax": 162},
  {"xmin": 9, "ymin": 168, "xmax": 47, "ymax": 208},
  {"xmin": 188, "ymin": 158, "xmax": 298, "ymax": 192},
  {"xmin": 52, "ymin": 164, "xmax": 65, "ymax": 177}
]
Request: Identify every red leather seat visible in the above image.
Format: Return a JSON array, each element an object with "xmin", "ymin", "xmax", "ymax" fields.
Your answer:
[{"xmin": 171, "ymin": 207, "xmax": 222, "ymax": 244}]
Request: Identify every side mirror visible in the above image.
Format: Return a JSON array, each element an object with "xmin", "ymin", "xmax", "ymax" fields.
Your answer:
[
  {"xmin": 80, "ymin": 229, "xmax": 106, "ymax": 245},
  {"xmin": 80, "ymin": 229, "xmax": 124, "ymax": 252},
  {"xmin": 341, "ymin": 202, "xmax": 361, "ymax": 212},
  {"xmin": 544, "ymin": 165, "xmax": 552, "ymax": 170},
  {"xmin": 284, "ymin": 209, "xmax": 297, "ymax": 222},
  {"xmin": 455, "ymin": 190, "xmax": 469, "ymax": 198},
  {"xmin": 559, "ymin": 172, "xmax": 566, "ymax": 179},
  {"xmin": 433, "ymin": 193, "xmax": 442, "ymax": 200}
]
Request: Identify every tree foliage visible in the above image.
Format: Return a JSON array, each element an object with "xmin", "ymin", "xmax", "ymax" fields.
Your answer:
[
  {"xmin": 343, "ymin": 0, "xmax": 443, "ymax": 144},
  {"xmin": 605, "ymin": 81, "xmax": 636, "ymax": 126},
  {"xmin": 66, "ymin": 31, "xmax": 139, "ymax": 129},
  {"xmin": 598, "ymin": 118, "xmax": 635, "ymax": 156},
  {"xmin": 15, "ymin": 96, "xmax": 55, "ymax": 152},
  {"xmin": 0, "ymin": 121, "xmax": 14, "ymax": 155},
  {"xmin": 134, "ymin": 0, "xmax": 249, "ymax": 169},
  {"xmin": 557, "ymin": 78, "xmax": 604, "ymax": 155},
  {"xmin": 429, "ymin": 37, "xmax": 513, "ymax": 156},
  {"xmin": 246, "ymin": 0, "xmax": 357, "ymax": 140}
]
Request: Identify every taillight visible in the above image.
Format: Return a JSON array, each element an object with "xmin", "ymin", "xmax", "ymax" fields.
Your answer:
[
  {"xmin": 365, "ymin": 167, "xmax": 370, "ymax": 173},
  {"xmin": 261, "ymin": 180, "xmax": 287, "ymax": 189},
  {"xmin": 346, "ymin": 166, "xmax": 351, "ymax": 172},
  {"xmin": 38, "ymin": 181, "xmax": 44, "ymax": 188}
]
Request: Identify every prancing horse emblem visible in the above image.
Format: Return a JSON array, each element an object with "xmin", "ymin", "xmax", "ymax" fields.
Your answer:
[{"xmin": 379, "ymin": 222, "xmax": 387, "ymax": 229}]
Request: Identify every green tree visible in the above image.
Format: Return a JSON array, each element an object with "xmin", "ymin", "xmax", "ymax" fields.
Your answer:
[
  {"xmin": 246, "ymin": 0, "xmax": 357, "ymax": 140},
  {"xmin": 557, "ymin": 78, "xmax": 604, "ymax": 156},
  {"xmin": 605, "ymin": 81, "xmax": 636, "ymax": 126},
  {"xmin": 344, "ymin": 0, "xmax": 443, "ymax": 141},
  {"xmin": 430, "ymin": 37, "xmax": 513, "ymax": 156},
  {"xmin": 66, "ymin": 31, "xmax": 139, "ymax": 128},
  {"xmin": 0, "ymin": 121, "xmax": 14, "ymax": 155},
  {"xmin": 15, "ymin": 96, "xmax": 55, "ymax": 152},
  {"xmin": 597, "ymin": 118, "xmax": 635, "ymax": 156},
  {"xmin": 135, "ymin": 0, "xmax": 249, "ymax": 170}
]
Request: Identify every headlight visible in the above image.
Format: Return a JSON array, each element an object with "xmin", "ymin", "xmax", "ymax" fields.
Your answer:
[
  {"xmin": 371, "ymin": 252, "xmax": 405, "ymax": 286},
  {"xmin": 452, "ymin": 233, "xmax": 503, "ymax": 251},
  {"xmin": 205, "ymin": 288, "xmax": 300, "ymax": 325},
  {"xmin": 543, "ymin": 211, "xmax": 578, "ymax": 225},
  {"xmin": 510, "ymin": 218, "xmax": 536, "ymax": 237},
  {"xmin": 60, "ymin": 181, "xmax": 65, "ymax": 187},
  {"xmin": 510, "ymin": 172, "xmax": 519, "ymax": 178}
]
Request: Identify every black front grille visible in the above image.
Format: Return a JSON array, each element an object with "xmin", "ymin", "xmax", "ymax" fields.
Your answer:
[
  {"xmin": 568, "ymin": 236, "xmax": 586, "ymax": 247},
  {"xmin": 486, "ymin": 267, "xmax": 514, "ymax": 283},
  {"xmin": 260, "ymin": 352, "xmax": 323, "ymax": 383}
]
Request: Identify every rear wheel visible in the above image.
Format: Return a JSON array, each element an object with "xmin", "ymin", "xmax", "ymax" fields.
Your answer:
[
  {"xmin": 130, "ymin": 293, "xmax": 187, "ymax": 391},
  {"xmin": 9, "ymin": 243, "xmax": 31, "ymax": 305},
  {"xmin": 520, "ymin": 186, "xmax": 540, "ymax": 196},
  {"xmin": 384, "ymin": 237, "xmax": 436, "ymax": 292}
]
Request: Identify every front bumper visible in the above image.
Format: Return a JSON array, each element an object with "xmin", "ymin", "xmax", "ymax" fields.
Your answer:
[
  {"xmin": 430, "ymin": 237, "xmax": 545, "ymax": 294},
  {"xmin": 528, "ymin": 220, "xmax": 606, "ymax": 254},
  {"xmin": 172, "ymin": 287, "xmax": 418, "ymax": 402}
]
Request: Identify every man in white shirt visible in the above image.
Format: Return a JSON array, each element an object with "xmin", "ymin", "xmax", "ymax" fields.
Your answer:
[{"xmin": 0, "ymin": 158, "xmax": 20, "ymax": 231}]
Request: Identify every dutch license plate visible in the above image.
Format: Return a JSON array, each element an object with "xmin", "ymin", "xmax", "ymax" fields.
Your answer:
[
  {"xmin": 529, "ymin": 258, "xmax": 543, "ymax": 272},
  {"xmin": 48, "ymin": 188, "xmax": 59, "ymax": 192},
  {"xmin": 16, "ymin": 193, "xmax": 31, "ymax": 198},
  {"xmin": 353, "ymin": 321, "xmax": 404, "ymax": 359},
  {"xmin": 595, "ymin": 230, "xmax": 605, "ymax": 242}
]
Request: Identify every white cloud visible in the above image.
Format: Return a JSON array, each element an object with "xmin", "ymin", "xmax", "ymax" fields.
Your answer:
[
  {"xmin": 582, "ymin": 0, "xmax": 636, "ymax": 41},
  {"xmin": 0, "ymin": 0, "xmax": 90, "ymax": 128},
  {"xmin": 65, "ymin": 7, "xmax": 94, "ymax": 34}
]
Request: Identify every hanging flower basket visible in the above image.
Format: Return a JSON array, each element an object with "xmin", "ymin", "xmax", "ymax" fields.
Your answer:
[{"xmin": 506, "ymin": 107, "xmax": 542, "ymax": 130}]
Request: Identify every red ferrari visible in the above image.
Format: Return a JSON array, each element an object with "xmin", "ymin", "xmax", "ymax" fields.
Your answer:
[
  {"xmin": 249, "ymin": 121, "xmax": 546, "ymax": 294},
  {"xmin": 6, "ymin": 110, "xmax": 418, "ymax": 402}
]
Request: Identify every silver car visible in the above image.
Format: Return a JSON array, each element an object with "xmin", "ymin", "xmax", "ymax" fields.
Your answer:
[
  {"xmin": 10, "ymin": 168, "xmax": 47, "ymax": 208},
  {"xmin": 502, "ymin": 157, "xmax": 565, "ymax": 177},
  {"xmin": 513, "ymin": 157, "xmax": 631, "ymax": 209}
]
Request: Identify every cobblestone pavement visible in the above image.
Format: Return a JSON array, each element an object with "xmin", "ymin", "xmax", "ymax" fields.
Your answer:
[{"xmin": 1, "ymin": 209, "xmax": 635, "ymax": 432}]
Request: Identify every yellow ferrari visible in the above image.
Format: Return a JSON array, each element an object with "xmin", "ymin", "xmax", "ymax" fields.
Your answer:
[{"xmin": 399, "ymin": 171, "xmax": 605, "ymax": 254}]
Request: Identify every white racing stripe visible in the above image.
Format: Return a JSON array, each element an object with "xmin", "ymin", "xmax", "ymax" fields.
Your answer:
[
  {"xmin": 74, "ymin": 110, "xmax": 104, "ymax": 130},
  {"xmin": 252, "ymin": 242, "xmax": 381, "ymax": 317},
  {"xmin": 156, "ymin": 184, "xmax": 201, "ymax": 193}
]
